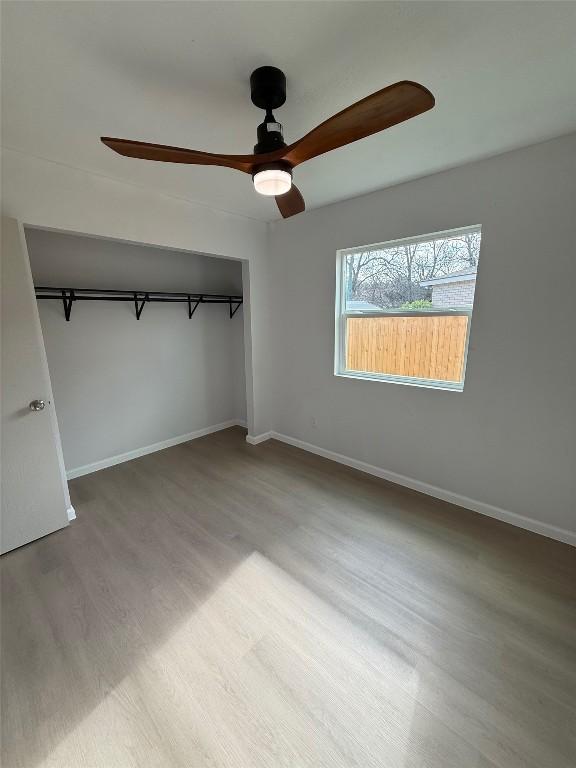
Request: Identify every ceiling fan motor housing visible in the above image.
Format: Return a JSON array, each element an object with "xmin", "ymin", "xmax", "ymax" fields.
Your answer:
[
  {"xmin": 254, "ymin": 115, "xmax": 286, "ymax": 154},
  {"xmin": 251, "ymin": 66, "xmax": 288, "ymax": 155}
]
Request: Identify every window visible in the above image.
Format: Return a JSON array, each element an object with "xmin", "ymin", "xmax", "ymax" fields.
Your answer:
[{"xmin": 335, "ymin": 226, "xmax": 482, "ymax": 391}]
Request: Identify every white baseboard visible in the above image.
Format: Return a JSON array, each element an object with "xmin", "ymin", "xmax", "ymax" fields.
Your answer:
[
  {"xmin": 66, "ymin": 419, "xmax": 245, "ymax": 480},
  {"xmin": 266, "ymin": 432, "xmax": 575, "ymax": 547},
  {"xmin": 66, "ymin": 505, "xmax": 76, "ymax": 522},
  {"xmin": 246, "ymin": 431, "xmax": 273, "ymax": 445}
]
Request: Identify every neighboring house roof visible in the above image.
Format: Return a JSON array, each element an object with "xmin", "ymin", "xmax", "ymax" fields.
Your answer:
[
  {"xmin": 347, "ymin": 300, "xmax": 382, "ymax": 311},
  {"xmin": 420, "ymin": 267, "xmax": 477, "ymax": 288}
]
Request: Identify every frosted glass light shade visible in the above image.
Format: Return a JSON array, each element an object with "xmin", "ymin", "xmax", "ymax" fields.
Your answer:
[{"xmin": 253, "ymin": 168, "xmax": 292, "ymax": 196}]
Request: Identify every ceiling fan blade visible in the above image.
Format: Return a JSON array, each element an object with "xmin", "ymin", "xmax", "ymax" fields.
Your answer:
[
  {"xmin": 101, "ymin": 137, "xmax": 258, "ymax": 173},
  {"xmin": 275, "ymin": 185, "xmax": 305, "ymax": 219},
  {"xmin": 284, "ymin": 81, "xmax": 434, "ymax": 167}
]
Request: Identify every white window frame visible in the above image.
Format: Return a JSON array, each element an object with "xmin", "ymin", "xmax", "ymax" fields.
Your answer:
[{"xmin": 334, "ymin": 225, "xmax": 481, "ymax": 392}]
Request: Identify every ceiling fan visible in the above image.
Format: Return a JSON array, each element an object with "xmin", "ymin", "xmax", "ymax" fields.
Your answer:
[{"xmin": 101, "ymin": 67, "xmax": 435, "ymax": 219}]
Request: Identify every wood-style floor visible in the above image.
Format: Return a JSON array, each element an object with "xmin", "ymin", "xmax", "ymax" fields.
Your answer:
[{"xmin": 2, "ymin": 427, "xmax": 575, "ymax": 768}]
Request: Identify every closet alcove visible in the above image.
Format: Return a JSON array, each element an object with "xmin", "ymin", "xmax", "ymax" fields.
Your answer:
[{"xmin": 26, "ymin": 227, "xmax": 247, "ymax": 477}]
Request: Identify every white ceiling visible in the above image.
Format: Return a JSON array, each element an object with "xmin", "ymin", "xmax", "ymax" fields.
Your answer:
[{"xmin": 2, "ymin": 1, "xmax": 575, "ymax": 221}]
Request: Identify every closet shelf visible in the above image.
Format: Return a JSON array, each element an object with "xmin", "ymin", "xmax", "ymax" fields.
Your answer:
[{"xmin": 35, "ymin": 286, "xmax": 243, "ymax": 321}]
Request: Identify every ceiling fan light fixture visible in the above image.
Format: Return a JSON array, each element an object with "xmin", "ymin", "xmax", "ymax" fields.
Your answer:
[{"xmin": 253, "ymin": 166, "xmax": 292, "ymax": 196}]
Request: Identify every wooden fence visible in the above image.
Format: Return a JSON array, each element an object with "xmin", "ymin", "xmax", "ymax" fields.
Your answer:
[{"xmin": 346, "ymin": 314, "xmax": 469, "ymax": 382}]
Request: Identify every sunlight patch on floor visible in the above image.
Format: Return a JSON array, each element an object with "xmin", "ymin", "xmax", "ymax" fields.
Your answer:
[{"xmin": 42, "ymin": 552, "xmax": 421, "ymax": 767}]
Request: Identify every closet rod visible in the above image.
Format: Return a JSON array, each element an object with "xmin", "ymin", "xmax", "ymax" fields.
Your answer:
[{"xmin": 35, "ymin": 287, "xmax": 243, "ymax": 321}]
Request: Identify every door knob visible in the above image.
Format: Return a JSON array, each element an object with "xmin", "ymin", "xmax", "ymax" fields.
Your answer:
[{"xmin": 29, "ymin": 399, "xmax": 46, "ymax": 412}]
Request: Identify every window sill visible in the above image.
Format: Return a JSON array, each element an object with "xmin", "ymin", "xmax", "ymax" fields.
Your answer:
[{"xmin": 334, "ymin": 370, "xmax": 464, "ymax": 392}]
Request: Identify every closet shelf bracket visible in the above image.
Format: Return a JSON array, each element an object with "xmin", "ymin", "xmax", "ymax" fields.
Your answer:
[
  {"xmin": 229, "ymin": 299, "xmax": 242, "ymax": 319},
  {"xmin": 188, "ymin": 295, "xmax": 202, "ymax": 319},
  {"xmin": 62, "ymin": 288, "xmax": 75, "ymax": 322},
  {"xmin": 134, "ymin": 292, "xmax": 149, "ymax": 320}
]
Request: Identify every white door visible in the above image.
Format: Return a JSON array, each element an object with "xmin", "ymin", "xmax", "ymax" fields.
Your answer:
[{"xmin": 1, "ymin": 217, "xmax": 70, "ymax": 554}]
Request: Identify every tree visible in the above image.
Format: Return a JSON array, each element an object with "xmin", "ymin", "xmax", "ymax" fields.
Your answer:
[{"xmin": 346, "ymin": 231, "xmax": 480, "ymax": 309}]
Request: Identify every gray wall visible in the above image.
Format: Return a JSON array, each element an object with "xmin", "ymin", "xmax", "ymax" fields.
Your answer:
[
  {"xmin": 269, "ymin": 133, "xmax": 576, "ymax": 535},
  {"xmin": 26, "ymin": 229, "xmax": 246, "ymax": 472}
]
